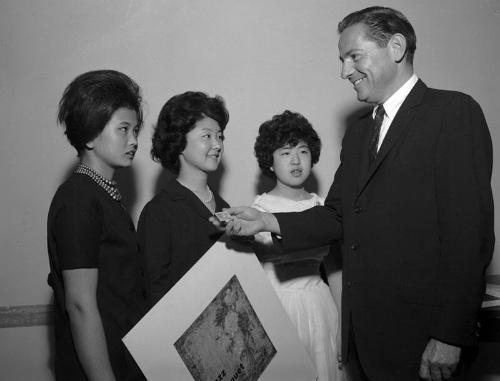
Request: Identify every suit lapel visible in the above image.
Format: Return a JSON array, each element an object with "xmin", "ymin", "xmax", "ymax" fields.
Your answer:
[
  {"xmin": 356, "ymin": 116, "xmax": 373, "ymax": 193},
  {"xmin": 356, "ymin": 80, "xmax": 428, "ymax": 199}
]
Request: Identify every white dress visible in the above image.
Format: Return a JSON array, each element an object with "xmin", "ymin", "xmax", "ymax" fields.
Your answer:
[{"xmin": 252, "ymin": 193, "xmax": 343, "ymax": 381}]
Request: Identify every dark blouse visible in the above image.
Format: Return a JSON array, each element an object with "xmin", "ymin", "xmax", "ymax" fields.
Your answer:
[
  {"xmin": 47, "ymin": 173, "xmax": 149, "ymax": 381},
  {"xmin": 138, "ymin": 178, "xmax": 229, "ymax": 305}
]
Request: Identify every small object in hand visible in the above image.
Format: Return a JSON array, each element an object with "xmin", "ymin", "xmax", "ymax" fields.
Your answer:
[{"xmin": 215, "ymin": 211, "xmax": 232, "ymax": 223}]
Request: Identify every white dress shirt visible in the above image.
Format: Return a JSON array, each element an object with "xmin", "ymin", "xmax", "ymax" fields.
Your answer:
[{"xmin": 373, "ymin": 74, "xmax": 419, "ymax": 151}]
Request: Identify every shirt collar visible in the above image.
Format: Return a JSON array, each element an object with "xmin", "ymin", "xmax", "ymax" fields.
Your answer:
[{"xmin": 373, "ymin": 74, "xmax": 419, "ymax": 120}]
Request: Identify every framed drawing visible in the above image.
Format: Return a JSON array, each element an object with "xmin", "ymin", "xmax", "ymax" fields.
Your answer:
[{"xmin": 123, "ymin": 238, "xmax": 316, "ymax": 381}]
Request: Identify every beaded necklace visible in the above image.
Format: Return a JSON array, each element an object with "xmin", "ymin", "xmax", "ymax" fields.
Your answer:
[
  {"xmin": 74, "ymin": 164, "xmax": 122, "ymax": 202},
  {"xmin": 177, "ymin": 179, "xmax": 215, "ymax": 214}
]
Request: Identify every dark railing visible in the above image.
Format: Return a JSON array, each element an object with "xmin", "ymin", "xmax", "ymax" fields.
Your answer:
[
  {"xmin": 0, "ymin": 304, "xmax": 52, "ymax": 328},
  {"xmin": 1, "ymin": 276, "xmax": 499, "ymax": 340}
]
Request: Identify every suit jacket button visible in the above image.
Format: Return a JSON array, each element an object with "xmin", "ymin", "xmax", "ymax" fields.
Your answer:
[
  {"xmin": 350, "ymin": 243, "xmax": 359, "ymax": 251},
  {"xmin": 354, "ymin": 206, "xmax": 363, "ymax": 213}
]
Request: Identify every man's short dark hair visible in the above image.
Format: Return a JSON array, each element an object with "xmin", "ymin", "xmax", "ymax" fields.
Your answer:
[{"xmin": 338, "ymin": 6, "xmax": 417, "ymax": 64}]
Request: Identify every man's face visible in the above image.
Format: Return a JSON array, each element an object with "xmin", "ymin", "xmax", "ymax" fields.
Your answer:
[{"xmin": 338, "ymin": 23, "xmax": 398, "ymax": 105}]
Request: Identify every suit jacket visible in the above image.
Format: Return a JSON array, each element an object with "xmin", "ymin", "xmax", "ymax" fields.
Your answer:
[
  {"xmin": 276, "ymin": 80, "xmax": 494, "ymax": 380},
  {"xmin": 138, "ymin": 178, "xmax": 229, "ymax": 305}
]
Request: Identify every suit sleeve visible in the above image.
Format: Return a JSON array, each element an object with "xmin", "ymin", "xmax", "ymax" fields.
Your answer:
[
  {"xmin": 275, "ymin": 129, "xmax": 348, "ymax": 253},
  {"xmin": 137, "ymin": 201, "xmax": 173, "ymax": 306},
  {"xmin": 431, "ymin": 94, "xmax": 495, "ymax": 346}
]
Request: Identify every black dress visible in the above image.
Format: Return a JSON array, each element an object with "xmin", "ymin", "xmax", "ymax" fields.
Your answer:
[
  {"xmin": 47, "ymin": 173, "xmax": 150, "ymax": 381},
  {"xmin": 138, "ymin": 178, "xmax": 229, "ymax": 305}
]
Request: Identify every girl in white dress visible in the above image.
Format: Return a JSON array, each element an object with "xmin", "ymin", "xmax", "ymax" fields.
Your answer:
[{"xmin": 252, "ymin": 111, "xmax": 343, "ymax": 381}]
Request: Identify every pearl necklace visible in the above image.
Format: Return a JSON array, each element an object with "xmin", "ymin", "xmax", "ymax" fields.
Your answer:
[
  {"xmin": 74, "ymin": 164, "xmax": 122, "ymax": 202},
  {"xmin": 201, "ymin": 188, "xmax": 214, "ymax": 203},
  {"xmin": 177, "ymin": 179, "xmax": 215, "ymax": 210}
]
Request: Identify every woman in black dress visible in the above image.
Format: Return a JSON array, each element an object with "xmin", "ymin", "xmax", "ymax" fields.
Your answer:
[
  {"xmin": 47, "ymin": 70, "xmax": 149, "ymax": 381},
  {"xmin": 138, "ymin": 91, "xmax": 230, "ymax": 305}
]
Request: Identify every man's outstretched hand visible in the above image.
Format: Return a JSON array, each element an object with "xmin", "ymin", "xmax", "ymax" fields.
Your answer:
[{"xmin": 209, "ymin": 206, "xmax": 280, "ymax": 236}]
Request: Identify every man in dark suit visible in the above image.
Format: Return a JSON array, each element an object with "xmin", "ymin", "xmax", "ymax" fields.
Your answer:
[{"xmin": 219, "ymin": 6, "xmax": 494, "ymax": 381}]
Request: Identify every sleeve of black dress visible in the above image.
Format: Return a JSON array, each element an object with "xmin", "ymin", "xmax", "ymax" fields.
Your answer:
[
  {"xmin": 137, "ymin": 201, "xmax": 173, "ymax": 306},
  {"xmin": 54, "ymin": 183, "xmax": 102, "ymax": 270}
]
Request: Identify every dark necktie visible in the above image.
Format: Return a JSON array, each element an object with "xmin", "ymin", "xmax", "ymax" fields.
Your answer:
[{"xmin": 369, "ymin": 105, "xmax": 385, "ymax": 165}]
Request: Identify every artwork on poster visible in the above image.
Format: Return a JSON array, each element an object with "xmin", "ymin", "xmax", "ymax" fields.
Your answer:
[
  {"xmin": 174, "ymin": 275, "xmax": 276, "ymax": 381},
  {"xmin": 123, "ymin": 239, "xmax": 316, "ymax": 381}
]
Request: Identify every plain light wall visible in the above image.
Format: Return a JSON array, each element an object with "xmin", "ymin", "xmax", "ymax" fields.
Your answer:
[{"xmin": 0, "ymin": 1, "xmax": 498, "ymax": 380}]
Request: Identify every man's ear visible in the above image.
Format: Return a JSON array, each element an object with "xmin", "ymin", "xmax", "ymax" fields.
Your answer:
[
  {"xmin": 389, "ymin": 33, "xmax": 407, "ymax": 63},
  {"xmin": 85, "ymin": 140, "xmax": 95, "ymax": 150}
]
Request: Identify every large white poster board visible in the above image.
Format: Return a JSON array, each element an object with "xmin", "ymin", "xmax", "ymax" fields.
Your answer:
[{"xmin": 123, "ymin": 238, "xmax": 316, "ymax": 381}]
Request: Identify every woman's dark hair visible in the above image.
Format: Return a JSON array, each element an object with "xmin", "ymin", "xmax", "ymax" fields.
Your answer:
[
  {"xmin": 254, "ymin": 110, "xmax": 321, "ymax": 179},
  {"xmin": 151, "ymin": 91, "xmax": 229, "ymax": 173},
  {"xmin": 57, "ymin": 70, "xmax": 143, "ymax": 155},
  {"xmin": 338, "ymin": 6, "xmax": 417, "ymax": 64}
]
